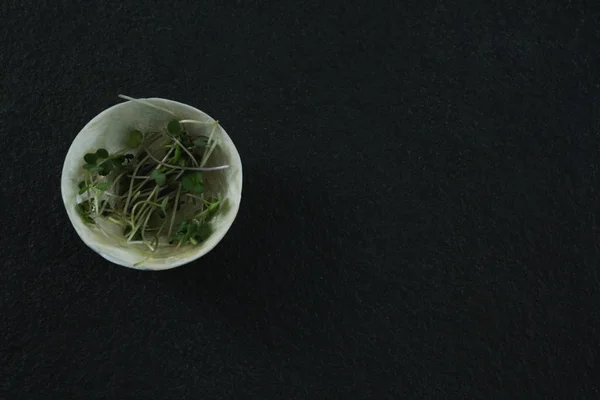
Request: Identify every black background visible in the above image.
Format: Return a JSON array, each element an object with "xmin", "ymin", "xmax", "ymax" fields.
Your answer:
[{"xmin": 2, "ymin": 1, "xmax": 600, "ymax": 398}]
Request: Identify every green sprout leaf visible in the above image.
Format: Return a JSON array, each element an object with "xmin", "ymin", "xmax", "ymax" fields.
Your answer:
[
  {"xmin": 181, "ymin": 174, "xmax": 194, "ymax": 191},
  {"xmin": 83, "ymin": 163, "xmax": 103, "ymax": 173},
  {"xmin": 96, "ymin": 148, "xmax": 109, "ymax": 159},
  {"xmin": 98, "ymin": 163, "xmax": 112, "ymax": 176},
  {"xmin": 171, "ymin": 219, "xmax": 212, "ymax": 246},
  {"xmin": 76, "ymin": 202, "xmax": 95, "ymax": 224},
  {"xmin": 84, "ymin": 153, "xmax": 97, "ymax": 164},
  {"xmin": 95, "ymin": 182, "xmax": 110, "ymax": 191},
  {"xmin": 205, "ymin": 198, "xmax": 221, "ymax": 221},
  {"xmin": 110, "ymin": 157, "xmax": 124, "ymax": 170},
  {"xmin": 78, "ymin": 181, "xmax": 89, "ymax": 194},
  {"xmin": 172, "ymin": 145, "xmax": 182, "ymax": 164},
  {"xmin": 167, "ymin": 120, "xmax": 182, "ymax": 137},
  {"xmin": 151, "ymin": 170, "xmax": 167, "ymax": 186},
  {"xmin": 193, "ymin": 136, "xmax": 209, "ymax": 148},
  {"xmin": 126, "ymin": 130, "xmax": 143, "ymax": 148},
  {"xmin": 194, "ymin": 221, "xmax": 212, "ymax": 242},
  {"xmin": 180, "ymin": 132, "xmax": 193, "ymax": 148},
  {"xmin": 181, "ymin": 171, "xmax": 203, "ymax": 193}
]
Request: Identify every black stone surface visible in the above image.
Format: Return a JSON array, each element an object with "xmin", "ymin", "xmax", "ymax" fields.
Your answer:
[{"xmin": 2, "ymin": 1, "xmax": 600, "ymax": 398}]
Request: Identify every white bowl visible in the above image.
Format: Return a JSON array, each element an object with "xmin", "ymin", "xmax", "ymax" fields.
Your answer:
[{"xmin": 61, "ymin": 97, "xmax": 243, "ymax": 270}]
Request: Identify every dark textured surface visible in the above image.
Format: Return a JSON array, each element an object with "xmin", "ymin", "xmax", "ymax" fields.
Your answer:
[{"xmin": 2, "ymin": 1, "xmax": 600, "ymax": 398}]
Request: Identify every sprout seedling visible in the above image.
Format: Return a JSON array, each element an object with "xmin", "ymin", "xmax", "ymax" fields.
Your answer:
[{"xmin": 75, "ymin": 106, "xmax": 229, "ymax": 256}]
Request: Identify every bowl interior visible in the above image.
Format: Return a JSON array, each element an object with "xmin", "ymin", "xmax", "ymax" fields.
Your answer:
[{"xmin": 61, "ymin": 98, "xmax": 242, "ymax": 270}]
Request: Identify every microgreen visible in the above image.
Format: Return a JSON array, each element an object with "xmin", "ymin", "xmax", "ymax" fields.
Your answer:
[
  {"xmin": 75, "ymin": 107, "xmax": 230, "ymax": 256},
  {"xmin": 181, "ymin": 171, "xmax": 204, "ymax": 193},
  {"xmin": 96, "ymin": 148, "xmax": 109, "ymax": 159},
  {"xmin": 171, "ymin": 219, "xmax": 212, "ymax": 246},
  {"xmin": 172, "ymin": 146, "xmax": 182, "ymax": 164},
  {"xmin": 83, "ymin": 164, "xmax": 103, "ymax": 173},
  {"xmin": 84, "ymin": 153, "xmax": 97, "ymax": 164},
  {"xmin": 205, "ymin": 197, "xmax": 221, "ymax": 221},
  {"xmin": 127, "ymin": 130, "xmax": 143, "ymax": 148},
  {"xmin": 167, "ymin": 120, "xmax": 181, "ymax": 137},
  {"xmin": 193, "ymin": 136, "xmax": 209, "ymax": 148},
  {"xmin": 151, "ymin": 170, "xmax": 166, "ymax": 186}
]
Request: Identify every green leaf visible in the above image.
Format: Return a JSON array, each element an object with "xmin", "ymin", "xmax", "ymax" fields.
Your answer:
[
  {"xmin": 172, "ymin": 145, "xmax": 182, "ymax": 163},
  {"xmin": 96, "ymin": 148, "xmax": 109, "ymax": 159},
  {"xmin": 181, "ymin": 175, "xmax": 196, "ymax": 190},
  {"xmin": 84, "ymin": 153, "xmax": 97, "ymax": 164},
  {"xmin": 84, "ymin": 163, "xmax": 103, "ymax": 173},
  {"xmin": 78, "ymin": 200, "xmax": 92, "ymax": 213},
  {"xmin": 181, "ymin": 171, "xmax": 204, "ymax": 193},
  {"xmin": 78, "ymin": 181, "xmax": 86, "ymax": 189},
  {"xmin": 167, "ymin": 120, "xmax": 181, "ymax": 137},
  {"xmin": 98, "ymin": 163, "xmax": 112, "ymax": 176},
  {"xmin": 205, "ymin": 198, "xmax": 220, "ymax": 221},
  {"xmin": 151, "ymin": 170, "xmax": 167, "ymax": 186},
  {"xmin": 192, "ymin": 183, "xmax": 204, "ymax": 193},
  {"xmin": 181, "ymin": 174, "xmax": 195, "ymax": 191},
  {"xmin": 111, "ymin": 158, "xmax": 124, "ymax": 170},
  {"xmin": 180, "ymin": 132, "xmax": 193, "ymax": 148},
  {"xmin": 173, "ymin": 219, "xmax": 212, "ymax": 245},
  {"xmin": 193, "ymin": 136, "xmax": 209, "ymax": 148},
  {"xmin": 95, "ymin": 182, "xmax": 110, "ymax": 191},
  {"xmin": 126, "ymin": 130, "xmax": 143, "ymax": 148},
  {"xmin": 193, "ymin": 221, "xmax": 212, "ymax": 242},
  {"xmin": 76, "ymin": 202, "xmax": 95, "ymax": 224},
  {"xmin": 78, "ymin": 186, "xmax": 89, "ymax": 195}
]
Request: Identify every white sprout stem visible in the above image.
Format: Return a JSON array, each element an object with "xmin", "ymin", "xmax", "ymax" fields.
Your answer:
[
  {"xmin": 200, "ymin": 122, "xmax": 220, "ymax": 167},
  {"xmin": 107, "ymin": 216, "xmax": 126, "ymax": 226},
  {"xmin": 140, "ymin": 208, "xmax": 156, "ymax": 251},
  {"xmin": 99, "ymin": 173, "xmax": 126, "ymax": 215},
  {"xmin": 123, "ymin": 154, "xmax": 151, "ymax": 216},
  {"xmin": 179, "ymin": 119, "xmax": 214, "ymax": 125},
  {"xmin": 127, "ymin": 206, "xmax": 153, "ymax": 242},
  {"xmin": 130, "ymin": 186, "xmax": 158, "ymax": 228},
  {"xmin": 185, "ymin": 193, "xmax": 204, "ymax": 201},
  {"xmin": 118, "ymin": 94, "xmax": 178, "ymax": 118},
  {"xmin": 127, "ymin": 147, "xmax": 175, "ymax": 208},
  {"xmin": 154, "ymin": 218, "xmax": 169, "ymax": 247},
  {"xmin": 201, "ymin": 137, "xmax": 219, "ymax": 168},
  {"xmin": 167, "ymin": 184, "xmax": 182, "ymax": 238},
  {"xmin": 207, "ymin": 122, "xmax": 218, "ymax": 143},
  {"xmin": 133, "ymin": 254, "xmax": 152, "ymax": 267},
  {"xmin": 145, "ymin": 150, "xmax": 229, "ymax": 171},
  {"xmin": 173, "ymin": 169, "xmax": 185, "ymax": 181}
]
